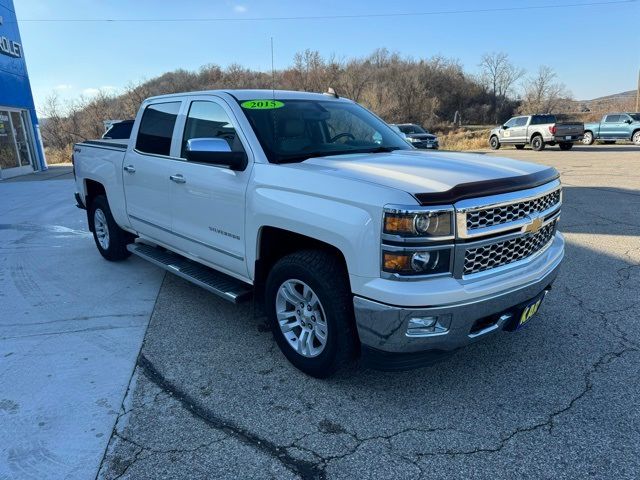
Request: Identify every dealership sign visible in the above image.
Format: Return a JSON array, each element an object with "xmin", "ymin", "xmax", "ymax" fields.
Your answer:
[{"xmin": 0, "ymin": 36, "xmax": 22, "ymax": 58}]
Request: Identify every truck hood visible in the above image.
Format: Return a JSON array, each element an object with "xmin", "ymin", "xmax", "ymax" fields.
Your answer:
[{"xmin": 285, "ymin": 150, "xmax": 557, "ymax": 204}]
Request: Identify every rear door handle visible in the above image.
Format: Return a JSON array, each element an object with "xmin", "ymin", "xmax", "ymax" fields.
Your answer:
[
  {"xmin": 170, "ymin": 174, "xmax": 186, "ymax": 184},
  {"xmin": 123, "ymin": 165, "xmax": 136, "ymax": 173}
]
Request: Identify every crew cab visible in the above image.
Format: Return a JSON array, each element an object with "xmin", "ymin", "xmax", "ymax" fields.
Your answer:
[
  {"xmin": 490, "ymin": 114, "xmax": 584, "ymax": 151},
  {"xmin": 73, "ymin": 90, "xmax": 564, "ymax": 377},
  {"xmin": 583, "ymin": 113, "xmax": 640, "ymax": 145}
]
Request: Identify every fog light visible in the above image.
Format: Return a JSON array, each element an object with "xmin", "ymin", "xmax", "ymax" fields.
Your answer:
[
  {"xmin": 407, "ymin": 316, "xmax": 438, "ymax": 335},
  {"xmin": 406, "ymin": 315, "xmax": 451, "ymax": 337}
]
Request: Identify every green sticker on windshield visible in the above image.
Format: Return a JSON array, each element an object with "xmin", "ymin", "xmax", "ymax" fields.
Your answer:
[{"xmin": 241, "ymin": 100, "xmax": 284, "ymax": 110}]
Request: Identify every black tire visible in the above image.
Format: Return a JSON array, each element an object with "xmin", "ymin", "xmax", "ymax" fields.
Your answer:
[
  {"xmin": 582, "ymin": 131, "xmax": 595, "ymax": 145},
  {"xmin": 489, "ymin": 136, "xmax": 500, "ymax": 150},
  {"xmin": 89, "ymin": 195, "xmax": 134, "ymax": 261},
  {"xmin": 515, "ymin": 144, "xmax": 525, "ymax": 150},
  {"xmin": 559, "ymin": 142, "xmax": 573, "ymax": 151},
  {"xmin": 531, "ymin": 135, "xmax": 545, "ymax": 151},
  {"xmin": 264, "ymin": 249, "xmax": 357, "ymax": 378}
]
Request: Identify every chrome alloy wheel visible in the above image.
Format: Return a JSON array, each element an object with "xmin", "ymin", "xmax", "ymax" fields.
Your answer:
[
  {"xmin": 633, "ymin": 131, "xmax": 640, "ymax": 145},
  {"xmin": 94, "ymin": 208, "xmax": 110, "ymax": 250},
  {"xmin": 582, "ymin": 132, "xmax": 593, "ymax": 145},
  {"xmin": 275, "ymin": 280, "xmax": 328, "ymax": 358}
]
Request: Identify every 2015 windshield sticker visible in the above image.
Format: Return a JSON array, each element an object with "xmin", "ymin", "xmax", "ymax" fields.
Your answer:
[{"xmin": 241, "ymin": 100, "xmax": 285, "ymax": 109}]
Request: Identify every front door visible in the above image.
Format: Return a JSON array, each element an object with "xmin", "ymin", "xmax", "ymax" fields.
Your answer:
[
  {"xmin": 124, "ymin": 101, "xmax": 182, "ymax": 245},
  {"xmin": 0, "ymin": 109, "xmax": 34, "ymax": 178},
  {"xmin": 509, "ymin": 116, "xmax": 529, "ymax": 143},
  {"xmin": 168, "ymin": 97, "xmax": 251, "ymax": 278}
]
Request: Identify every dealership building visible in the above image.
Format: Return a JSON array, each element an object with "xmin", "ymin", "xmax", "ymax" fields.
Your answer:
[{"xmin": 0, "ymin": 0, "xmax": 46, "ymax": 179}]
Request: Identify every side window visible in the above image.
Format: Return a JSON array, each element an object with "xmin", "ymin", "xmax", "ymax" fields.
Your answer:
[
  {"xmin": 619, "ymin": 114, "xmax": 631, "ymax": 122},
  {"xmin": 514, "ymin": 117, "xmax": 528, "ymax": 127},
  {"xmin": 135, "ymin": 102, "xmax": 181, "ymax": 156},
  {"xmin": 605, "ymin": 115, "xmax": 620, "ymax": 123},
  {"xmin": 181, "ymin": 101, "xmax": 243, "ymax": 158},
  {"xmin": 504, "ymin": 117, "xmax": 517, "ymax": 128}
]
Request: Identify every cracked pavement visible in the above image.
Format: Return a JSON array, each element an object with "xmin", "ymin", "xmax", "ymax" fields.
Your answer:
[{"xmin": 96, "ymin": 145, "xmax": 640, "ymax": 479}]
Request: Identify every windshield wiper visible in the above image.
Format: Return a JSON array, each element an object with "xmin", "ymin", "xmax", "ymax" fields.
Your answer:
[{"xmin": 277, "ymin": 146, "xmax": 401, "ymax": 164}]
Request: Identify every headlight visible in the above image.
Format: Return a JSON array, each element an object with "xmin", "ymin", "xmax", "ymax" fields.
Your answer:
[
  {"xmin": 383, "ymin": 207, "xmax": 454, "ymax": 238},
  {"xmin": 407, "ymin": 137, "xmax": 420, "ymax": 143},
  {"xmin": 382, "ymin": 248, "xmax": 452, "ymax": 276}
]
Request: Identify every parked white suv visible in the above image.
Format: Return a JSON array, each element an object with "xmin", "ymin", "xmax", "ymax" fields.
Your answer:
[{"xmin": 73, "ymin": 90, "xmax": 564, "ymax": 377}]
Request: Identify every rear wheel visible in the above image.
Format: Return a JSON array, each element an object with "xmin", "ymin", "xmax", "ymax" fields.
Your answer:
[
  {"xmin": 89, "ymin": 195, "xmax": 134, "ymax": 261},
  {"xmin": 531, "ymin": 135, "xmax": 545, "ymax": 151},
  {"xmin": 633, "ymin": 131, "xmax": 640, "ymax": 145},
  {"xmin": 582, "ymin": 131, "xmax": 595, "ymax": 145},
  {"xmin": 265, "ymin": 249, "xmax": 357, "ymax": 378},
  {"xmin": 489, "ymin": 136, "xmax": 500, "ymax": 150},
  {"xmin": 515, "ymin": 144, "xmax": 525, "ymax": 150},
  {"xmin": 559, "ymin": 142, "xmax": 573, "ymax": 151}
]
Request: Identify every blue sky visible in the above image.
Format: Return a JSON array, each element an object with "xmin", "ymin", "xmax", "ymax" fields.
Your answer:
[{"xmin": 14, "ymin": 0, "xmax": 640, "ymax": 110}]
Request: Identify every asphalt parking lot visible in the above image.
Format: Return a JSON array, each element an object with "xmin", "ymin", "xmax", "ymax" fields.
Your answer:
[{"xmin": 2, "ymin": 145, "xmax": 640, "ymax": 479}]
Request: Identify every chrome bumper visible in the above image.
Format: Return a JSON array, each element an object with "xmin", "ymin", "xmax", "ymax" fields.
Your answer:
[{"xmin": 354, "ymin": 247, "xmax": 563, "ymax": 356}]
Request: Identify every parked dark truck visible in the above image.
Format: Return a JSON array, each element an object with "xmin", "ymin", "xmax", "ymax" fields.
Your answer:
[
  {"xmin": 583, "ymin": 113, "xmax": 640, "ymax": 145},
  {"xmin": 490, "ymin": 114, "xmax": 584, "ymax": 151}
]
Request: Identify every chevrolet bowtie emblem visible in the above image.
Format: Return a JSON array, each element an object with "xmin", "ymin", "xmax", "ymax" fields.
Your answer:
[{"xmin": 523, "ymin": 216, "xmax": 544, "ymax": 234}]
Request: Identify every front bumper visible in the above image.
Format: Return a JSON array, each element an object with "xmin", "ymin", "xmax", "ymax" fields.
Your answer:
[{"xmin": 354, "ymin": 237, "xmax": 563, "ymax": 368}]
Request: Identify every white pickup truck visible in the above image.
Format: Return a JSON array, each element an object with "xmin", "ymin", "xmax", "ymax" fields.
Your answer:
[{"xmin": 73, "ymin": 89, "xmax": 564, "ymax": 377}]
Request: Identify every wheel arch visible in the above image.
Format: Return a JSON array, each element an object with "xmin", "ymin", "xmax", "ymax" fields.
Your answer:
[{"xmin": 84, "ymin": 179, "xmax": 107, "ymax": 232}]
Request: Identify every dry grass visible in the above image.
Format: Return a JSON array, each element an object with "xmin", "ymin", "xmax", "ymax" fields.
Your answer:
[
  {"xmin": 45, "ymin": 146, "xmax": 73, "ymax": 165},
  {"xmin": 437, "ymin": 128, "xmax": 490, "ymax": 151}
]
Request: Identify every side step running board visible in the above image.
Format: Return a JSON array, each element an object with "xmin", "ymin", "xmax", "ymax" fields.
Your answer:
[{"xmin": 127, "ymin": 243, "xmax": 252, "ymax": 304}]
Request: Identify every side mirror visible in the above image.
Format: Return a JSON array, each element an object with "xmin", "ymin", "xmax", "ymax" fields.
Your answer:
[
  {"xmin": 185, "ymin": 138, "xmax": 247, "ymax": 171},
  {"xmin": 502, "ymin": 125, "xmax": 509, "ymax": 129},
  {"xmin": 625, "ymin": 119, "xmax": 633, "ymax": 124}
]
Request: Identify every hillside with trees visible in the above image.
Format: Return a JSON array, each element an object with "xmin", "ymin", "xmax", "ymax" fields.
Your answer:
[{"xmin": 41, "ymin": 49, "xmax": 577, "ymax": 159}]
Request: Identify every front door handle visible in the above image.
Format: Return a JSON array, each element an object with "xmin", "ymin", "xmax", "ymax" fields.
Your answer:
[
  {"xmin": 123, "ymin": 165, "xmax": 136, "ymax": 173},
  {"xmin": 170, "ymin": 174, "xmax": 186, "ymax": 184}
]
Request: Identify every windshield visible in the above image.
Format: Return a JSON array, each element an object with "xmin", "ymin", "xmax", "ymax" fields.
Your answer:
[
  {"xmin": 237, "ymin": 99, "xmax": 411, "ymax": 163},
  {"xmin": 630, "ymin": 113, "xmax": 640, "ymax": 121},
  {"xmin": 398, "ymin": 124, "xmax": 427, "ymax": 134}
]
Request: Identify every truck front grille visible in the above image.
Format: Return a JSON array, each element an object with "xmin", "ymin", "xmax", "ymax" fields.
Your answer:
[
  {"xmin": 466, "ymin": 188, "xmax": 560, "ymax": 231},
  {"xmin": 463, "ymin": 221, "xmax": 557, "ymax": 276}
]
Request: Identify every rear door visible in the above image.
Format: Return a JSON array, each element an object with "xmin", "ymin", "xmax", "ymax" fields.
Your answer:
[
  {"xmin": 124, "ymin": 101, "xmax": 182, "ymax": 244},
  {"xmin": 601, "ymin": 115, "xmax": 621, "ymax": 139},
  {"xmin": 167, "ymin": 96, "xmax": 252, "ymax": 278}
]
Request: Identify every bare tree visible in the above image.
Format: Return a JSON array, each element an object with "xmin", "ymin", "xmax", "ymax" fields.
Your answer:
[
  {"xmin": 479, "ymin": 52, "xmax": 525, "ymax": 123},
  {"xmin": 520, "ymin": 65, "xmax": 572, "ymax": 114}
]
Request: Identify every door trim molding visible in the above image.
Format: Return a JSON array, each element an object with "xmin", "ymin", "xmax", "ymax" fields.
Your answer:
[{"xmin": 129, "ymin": 214, "xmax": 244, "ymax": 261}]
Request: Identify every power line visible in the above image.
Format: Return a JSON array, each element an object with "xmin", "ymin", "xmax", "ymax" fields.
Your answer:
[{"xmin": 13, "ymin": 0, "xmax": 637, "ymax": 23}]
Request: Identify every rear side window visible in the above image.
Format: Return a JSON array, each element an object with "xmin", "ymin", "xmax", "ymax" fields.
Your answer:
[
  {"xmin": 531, "ymin": 115, "xmax": 556, "ymax": 125},
  {"xmin": 604, "ymin": 115, "xmax": 620, "ymax": 123},
  {"xmin": 181, "ymin": 101, "xmax": 243, "ymax": 158},
  {"xmin": 135, "ymin": 102, "xmax": 181, "ymax": 156},
  {"xmin": 104, "ymin": 121, "xmax": 133, "ymax": 139}
]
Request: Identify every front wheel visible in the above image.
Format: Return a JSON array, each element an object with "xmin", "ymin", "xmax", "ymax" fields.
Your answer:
[
  {"xmin": 531, "ymin": 135, "xmax": 545, "ymax": 151},
  {"xmin": 489, "ymin": 136, "xmax": 500, "ymax": 150},
  {"xmin": 582, "ymin": 131, "xmax": 595, "ymax": 145},
  {"xmin": 559, "ymin": 142, "xmax": 573, "ymax": 151},
  {"xmin": 265, "ymin": 250, "xmax": 357, "ymax": 378},
  {"xmin": 89, "ymin": 195, "xmax": 134, "ymax": 261},
  {"xmin": 633, "ymin": 131, "xmax": 640, "ymax": 145}
]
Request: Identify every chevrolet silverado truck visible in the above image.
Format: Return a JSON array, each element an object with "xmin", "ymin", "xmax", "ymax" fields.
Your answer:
[
  {"xmin": 391, "ymin": 123, "xmax": 439, "ymax": 149},
  {"xmin": 583, "ymin": 113, "xmax": 640, "ymax": 145},
  {"xmin": 490, "ymin": 114, "xmax": 583, "ymax": 151},
  {"xmin": 73, "ymin": 90, "xmax": 564, "ymax": 377}
]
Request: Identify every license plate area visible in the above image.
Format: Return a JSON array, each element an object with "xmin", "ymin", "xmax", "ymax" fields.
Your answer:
[{"xmin": 503, "ymin": 290, "xmax": 548, "ymax": 332}]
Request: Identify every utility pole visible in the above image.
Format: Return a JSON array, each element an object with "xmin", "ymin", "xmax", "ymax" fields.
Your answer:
[{"xmin": 636, "ymin": 68, "xmax": 639, "ymax": 112}]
